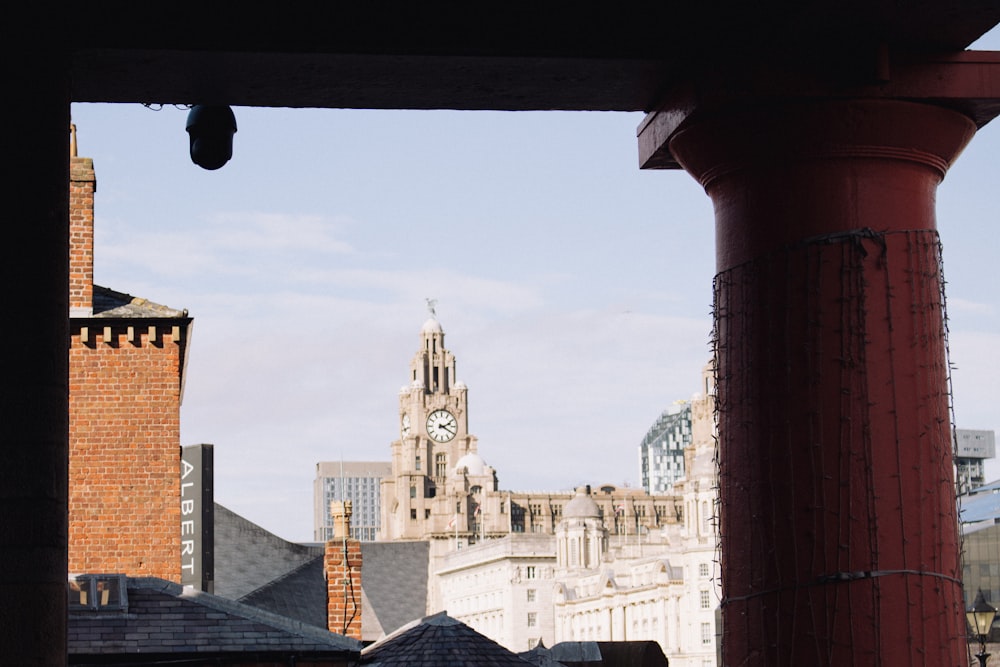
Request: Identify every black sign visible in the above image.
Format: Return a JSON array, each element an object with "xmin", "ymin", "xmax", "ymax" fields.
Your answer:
[{"xmin": 180, "ymin": 444, "xmax": 214, "ymax": 592}]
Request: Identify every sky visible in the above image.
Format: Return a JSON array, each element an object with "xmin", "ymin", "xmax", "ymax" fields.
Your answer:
[{"xmin": 71, "ymin": 29, "xmax": 1000, "ymax": 542}]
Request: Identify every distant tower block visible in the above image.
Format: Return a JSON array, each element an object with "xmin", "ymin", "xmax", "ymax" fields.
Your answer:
[{"xmin": 956, "ymin": 429, "xmax": 997, "ymax": 494}]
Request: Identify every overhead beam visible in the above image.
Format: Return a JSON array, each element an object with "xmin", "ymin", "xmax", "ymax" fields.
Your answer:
[
  {"xmin": 70, "ymin": 50, "xmax": 677, "ymax": 112},
  {"xmin": 64, "ymin": 3, "xmax": 1000, "ymax": 111}
]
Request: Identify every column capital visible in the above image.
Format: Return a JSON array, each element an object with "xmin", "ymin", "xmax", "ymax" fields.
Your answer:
[
  {"xmin": 661, "ymin": 99, "xmax": 976, "ymax": 269},
  {"xmin": 638, "ymin": 51, "xmax": 1000, "ymax": 170},
  {"xmin": 671, "ymin": 99, "xmax": 974, "ymax": 189}
]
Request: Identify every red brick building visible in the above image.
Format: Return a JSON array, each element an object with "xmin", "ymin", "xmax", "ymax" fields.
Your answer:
[{"xmin": 68, "ymin": 150, "xmax": 192, "ymax": 581}]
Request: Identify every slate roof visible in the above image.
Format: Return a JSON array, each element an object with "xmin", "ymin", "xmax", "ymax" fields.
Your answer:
[
  {"xmin": 239, "ymin": 554, "xmax": 328, "ymax": 628},
  {"xmin": 68, "ymin": 576, "xmax": 361, "ymax": 660},
  {"xmin": 361, "ymin": 541, "xmax": 430, "ymax": 639},
  {"xmin": 361, "ymin": 612, "xmax": 536, "ymax": 666},
  {"xmin": 232, "ymin": 541, "xmax": 430, "ymax": 641},
  {"xmin": 90, "ymin": 284, "xmax": 188, "ymax": 318},
  {"xmin": 214, "ymin": 504, "xmax": 430, "ymax": 641},
  {"xmin": 548, "ymin": 641, "xmax": 669, "ymax": 667},
  {"xmin": 518, "ymin": 644, "xmax": 569, "ymax": 667},
  {"xmin": 214, "ymin": 503, "xmax": 324, "ymax": 600}
]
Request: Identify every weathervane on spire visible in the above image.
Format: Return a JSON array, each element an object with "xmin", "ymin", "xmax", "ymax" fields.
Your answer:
[{"xmin": 425, "ymin": 298, "xmax": 438, "ymax": 318}]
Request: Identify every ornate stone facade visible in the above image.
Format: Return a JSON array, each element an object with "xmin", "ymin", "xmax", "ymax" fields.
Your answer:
[
  {"xmin": 379, "ymin": 319, "xmax": 719, "ymax": 661},
  {"xmin": 553, "ymin": 364, "xmax": 720, "ymax": 667},
  {"xmin": 380, "ymin": 318, "xmax": 683, "ymax": 551}
]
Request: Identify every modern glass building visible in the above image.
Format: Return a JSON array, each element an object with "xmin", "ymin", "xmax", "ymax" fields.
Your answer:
[{"xmin": 638, "ymin": 402, "xmax": 692, "ymax": 494}]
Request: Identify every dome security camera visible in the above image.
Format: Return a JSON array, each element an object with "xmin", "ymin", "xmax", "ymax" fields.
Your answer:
[{"xmin": 186, "ymin": 105, "xmax": 237, "ymax": 170}]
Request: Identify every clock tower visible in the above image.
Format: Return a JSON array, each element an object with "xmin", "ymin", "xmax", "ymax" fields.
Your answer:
[
  {"xmin": 380, "ymin": 314, "xmax": 503, "ymax": 544},
  {"xmin": 403, "ymin": 316, "xmax": 468, "ymax": 452}
]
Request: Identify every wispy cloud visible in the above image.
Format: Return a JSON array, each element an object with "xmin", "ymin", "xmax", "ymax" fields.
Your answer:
[
  {"xmin": 947, "ymin": 298, "xmax": 995, "ymax": 317},
  {"xmin": 97, "ymin": 211, "xmax": 359, "ymax": 283},
  {"xmin": 206, "ymin": 212, "xmax": 358, "ymax": 254}
]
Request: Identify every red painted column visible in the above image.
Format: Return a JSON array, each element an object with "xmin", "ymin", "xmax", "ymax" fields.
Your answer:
[{"xmin": 669, "ymin": 100, "xmax": 975, "ymax": 666}]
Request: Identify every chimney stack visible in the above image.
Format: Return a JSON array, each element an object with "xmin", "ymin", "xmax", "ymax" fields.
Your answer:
[
  {"xmin": 325, "ymin": 500, "xmax": 362, "ymax": 640},
  {"xmin": 69, "ymin": 125, "xmax": 95, "ymax": 316}
]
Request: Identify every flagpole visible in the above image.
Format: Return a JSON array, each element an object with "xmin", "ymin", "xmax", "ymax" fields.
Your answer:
[
  {"xmin": 507, "ymin": 494, "xmax": 512, "ymax": 533},
  {"xmin": 624, "ymin": 499, "xmax": 629, "ymax": 545}
]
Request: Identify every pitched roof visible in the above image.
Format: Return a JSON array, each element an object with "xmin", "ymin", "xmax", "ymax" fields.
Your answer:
[
  {"xmin": 361, "ymin": 541, "xmax": 430, "ymax": 639},
  {"xmin": 68, "ymin": 576, "xmax": 361, "ymax": 659},
  {"xmin": 90, "ymin": 285, "xmax": 188, "ymax": 318},
  {"xmin": 518, "ymin": 644, "xmax": 569, "ymax": 667},
  {"xmin": 232, "ymin": 540, "xmax": 430, "ymax": 640},
  {"xmin": 361, "ymin": 612, "xmax": 536, "ymax": 666},
  {"xmin": 213, "ymin": 502, "xmax": 324, "ymax": 600},
  {"xmin": 238, "ymin": 554, "xmax": 328, "ymax": 628},
  {"xmin": 214, "ymin": 505, "xmax": 430, "ymax": 640},
  {"xmin": 548, "ymin": 641, "xmax": 669, "ymax": 667}
]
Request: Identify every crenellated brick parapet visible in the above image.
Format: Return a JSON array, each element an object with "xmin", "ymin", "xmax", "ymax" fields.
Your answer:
[
  {"xmin": 70, "ymin": 321, "xmax": 187, "ymax": 348},
  {"xmin": 68, "ymin": 329, "xmax": 184, "ymax": 581}
]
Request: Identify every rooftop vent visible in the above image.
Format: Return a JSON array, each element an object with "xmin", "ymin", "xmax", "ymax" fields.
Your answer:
[{"xmin": 68, "ymin": 574, "xmax": 128, "ymax": 612}]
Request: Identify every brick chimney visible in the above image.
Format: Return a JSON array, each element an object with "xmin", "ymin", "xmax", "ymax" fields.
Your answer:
[
  {"xmin": 325, "ymin": 500, "xmax": 362, "ymax": 640},
  {"xmin": 69, "ymin": 124, "xmax": 95, "ymax": 316}
]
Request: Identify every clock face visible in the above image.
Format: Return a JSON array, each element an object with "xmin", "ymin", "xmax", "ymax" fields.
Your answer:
[
  {"xmin": 426, "ymin": 409, "xmax": 458, "ymax": 443},
  {"xmin": 401, "ymin": 413, "xmax": 411, "ymax": 437}
]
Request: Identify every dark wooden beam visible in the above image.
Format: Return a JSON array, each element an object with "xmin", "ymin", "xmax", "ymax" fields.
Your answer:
[{"xmin": 65, "ymin": 3, "xmax": 1000, "ymax": 110}]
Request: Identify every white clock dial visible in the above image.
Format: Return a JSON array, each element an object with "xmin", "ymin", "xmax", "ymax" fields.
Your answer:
[
  {"xmin": 401, "ymin": 413, "xmax": 411, "ymax": 437},
  {"xmin": 426, "ymin": 409, "xmax": 458, "ymax": 443}
]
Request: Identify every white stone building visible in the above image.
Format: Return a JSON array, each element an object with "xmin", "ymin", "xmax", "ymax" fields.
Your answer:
[
  {"xmin": 436, "ymin": 534, "xmax": 557, "ymax": 652},
  {"xmin": 553, "ymin": 365, "xmax": 720, "ymax": 667}
]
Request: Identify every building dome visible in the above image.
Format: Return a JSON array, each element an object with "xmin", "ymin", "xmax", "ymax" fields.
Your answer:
[
  {"xmin": 454, "ymin": 452, "xmax": 486, "ymax": 476},
  {"xmin": 422, "ymin": 318, "xmax": 443, "ymax": 334},
  {"xmin": 564, "ymin": 487, "xmax": 600, "ymax": 518}
]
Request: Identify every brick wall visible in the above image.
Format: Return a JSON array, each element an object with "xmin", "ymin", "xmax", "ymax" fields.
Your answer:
[
  {"xmin": 69, "ymin": 156, "xmax": 94, "ymax": 313},
  {"xmin": 67, "ymin": 153, "xmax": 187, "ymax": 582},
  {"xmin": 325, "ymin": 539, "xmax": 362, "ymax": 640},
  {"xmin": 68, "ymin": 322, "xmax": 183, "ymax": 581}
]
